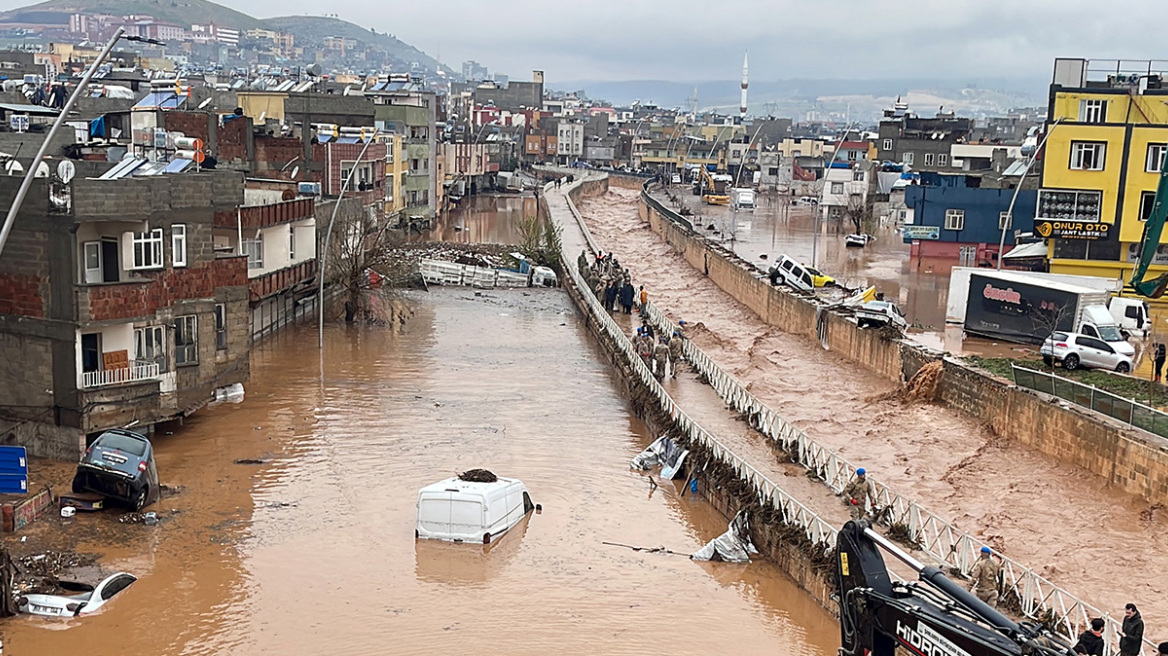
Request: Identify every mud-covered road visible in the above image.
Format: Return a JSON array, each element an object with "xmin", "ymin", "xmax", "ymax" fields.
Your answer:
[{"xmin": 579, "ymin": 185, "xmax": 1168, "ymax": 633}]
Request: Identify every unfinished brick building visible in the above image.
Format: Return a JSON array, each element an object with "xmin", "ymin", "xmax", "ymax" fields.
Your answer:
[{"xmin": 0, "ymin": 168, "xmax": 251, "ymax": 458}]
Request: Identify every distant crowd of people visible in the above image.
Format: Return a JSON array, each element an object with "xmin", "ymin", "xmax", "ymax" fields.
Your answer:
[{"xmin": 577, "ymin": 249, "xmax": 686, "ymax": 381}]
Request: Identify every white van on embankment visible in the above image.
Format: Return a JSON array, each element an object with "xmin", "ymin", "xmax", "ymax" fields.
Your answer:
[{"xmin": 416, "ymin": 476, "xmax": 536, "ymax": 544}]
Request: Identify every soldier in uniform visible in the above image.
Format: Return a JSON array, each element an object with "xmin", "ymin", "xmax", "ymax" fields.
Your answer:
[
  {"xmin": 653, "ymin": 338, "xmax": 670, "ymax": 380},
  {"xmin": 841, "ymin": 468, "xmax": 876, "ymax": 520},
  {"xmin": 668, "ymin": 332, "xmax": 684, "ymax": 378},
  {"xmin": 968, "ymin": 546, "xmax": 1001, "ymax": 608}
]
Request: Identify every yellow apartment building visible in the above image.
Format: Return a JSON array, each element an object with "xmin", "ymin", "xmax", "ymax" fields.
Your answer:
[{"xmin": 1041, "ymin": 58, "xmax": 1168, "ymax": 286}]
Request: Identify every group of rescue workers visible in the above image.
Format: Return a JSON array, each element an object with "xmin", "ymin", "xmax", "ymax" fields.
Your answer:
[{"xmin": 842, "ymin": 467, "xmax": 1165, "ymax": 655}]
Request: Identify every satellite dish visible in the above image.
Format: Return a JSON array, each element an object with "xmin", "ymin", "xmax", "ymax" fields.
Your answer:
[
  {"xmin": 5, "ymin": 160, "xmax": 24, "ymax": 175},
  {"xmin": 34, "ymin": 161, "xmax": 50, "ymax": 178},
  {"xmin": 57, "ymin": 160, "xmax": 75, "ymax": 183},
  {"xmin": 290, "ymin": 166, "xmax": 299, "ymax": 180}
]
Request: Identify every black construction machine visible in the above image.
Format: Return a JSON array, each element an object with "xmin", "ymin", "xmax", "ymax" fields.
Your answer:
[{"xmin": 835, "ymin": 520, "xmax": 1077, "ymax": 656}]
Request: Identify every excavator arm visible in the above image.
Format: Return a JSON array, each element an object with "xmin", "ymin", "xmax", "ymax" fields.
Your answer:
[
  {"xmin": 1130, "ymin": 152, "xmax": 1168, "ymax": 297},
  {"xmin": 836, "ymin": 520, "xmax": 1077, "ymax": 656}
]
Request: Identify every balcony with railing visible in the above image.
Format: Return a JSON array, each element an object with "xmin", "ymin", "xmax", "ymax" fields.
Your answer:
[
  {"xmin": 214, "ymin": 198, "xmax": 316, "ymax": 231},
  {"xmin": 82, "ymin": 361, "xmax": 161, "ymax": 389}
]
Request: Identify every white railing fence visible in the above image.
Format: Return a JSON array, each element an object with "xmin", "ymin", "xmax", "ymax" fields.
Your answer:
[
  {"xmin": 81, "ymin": 361, "xmax": 161, "ymax": 389},
  {"xmin": 639, "ymin": 299, "xmax": 1137, "ymax": 650}
]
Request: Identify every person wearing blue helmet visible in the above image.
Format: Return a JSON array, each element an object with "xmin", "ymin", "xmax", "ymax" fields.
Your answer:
[
  {"xmin": 841, "ymin": 468, "xmax": 875, "ymax": 520},
  {"xmin": 968, "ymin": 545, "xmax": 1002, "ymax": 609}
]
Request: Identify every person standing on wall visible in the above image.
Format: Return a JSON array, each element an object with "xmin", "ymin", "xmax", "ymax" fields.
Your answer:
[
  {"xmin": 1117, "ymin": 603, "xmax": 1144, "ymax": 656},
  {"xmin": 968, "ymin": 546, "xmax": 1002, "ymax": 609},
  {"xmin": 841, "ymin": 468, "xmax": 876, "ymax": 521},
  {"xmin": 1154, "ymin": 342, "xmax": 1166, "ymax": 383}
]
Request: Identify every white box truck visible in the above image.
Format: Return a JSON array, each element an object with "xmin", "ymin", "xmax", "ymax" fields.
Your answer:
[{"xmin": 961, "ymin": 270, "xmax": 1134, "ymax": 356}]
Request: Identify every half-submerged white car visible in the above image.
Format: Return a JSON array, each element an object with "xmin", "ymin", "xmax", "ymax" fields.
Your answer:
[{"xmin": 19, "ymin": 572, "xmax": 137, "ymax": 617}]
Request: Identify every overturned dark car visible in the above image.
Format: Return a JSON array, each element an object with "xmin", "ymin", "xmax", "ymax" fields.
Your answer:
[{"xmin": 72, "ymin": 429, "xmax": 160, "ymax": 511}]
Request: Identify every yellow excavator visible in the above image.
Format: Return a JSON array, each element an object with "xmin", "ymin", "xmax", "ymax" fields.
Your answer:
[
  {"xmin": 1130, "ymin": 153, "xmax": 1168, "ymax": 297},
  {"xmin": 695, "ymin": 167, "xmax": 730, "ymax": 205}
]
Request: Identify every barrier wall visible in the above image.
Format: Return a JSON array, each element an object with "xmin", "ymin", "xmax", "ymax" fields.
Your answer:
[
  {"xmin": 553, "ymin": 176, "xmax": 840, "ymax": 614},
  {"xmin": 639, "ymin": 190, "xmax": 1168, "ymax": 507}
]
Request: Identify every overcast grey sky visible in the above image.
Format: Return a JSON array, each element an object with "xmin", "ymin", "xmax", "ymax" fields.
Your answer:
[
  {"xmin": 4, "ymin": 0, "xmax": 1156, "ymax": 83},
  {"xmin": 222, "ymin": 0, "xmax": 1159, "ymax": 83}
]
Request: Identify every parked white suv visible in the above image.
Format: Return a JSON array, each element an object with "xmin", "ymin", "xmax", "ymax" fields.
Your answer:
[{"xmin": 1040, "ymin": 331, "xmax": 1134, "ymax": 373}]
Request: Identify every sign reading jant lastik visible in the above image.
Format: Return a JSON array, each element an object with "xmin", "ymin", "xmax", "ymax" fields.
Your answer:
[{"xmin": 1033, "ymin": 219, "xmax": 1109, "ymax": 240}]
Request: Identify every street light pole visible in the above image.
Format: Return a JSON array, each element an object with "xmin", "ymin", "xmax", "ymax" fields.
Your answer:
[
  {"xmin": 997, "ymin": 118, "xmax": 1061, "ymax": 270},
  {"xmin": 812, "ymin": 124, "xmax": 853, "ymax": 269},
  {"xmin": 0, "ymin": 26, "xmax": 126, "ymax": 258},
  {"xmin": 318, "ymin": 134, "xmax": 378, "ymax": 348}
]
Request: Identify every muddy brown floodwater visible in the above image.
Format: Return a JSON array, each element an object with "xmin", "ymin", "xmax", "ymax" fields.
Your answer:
[
  {"xmin": 579, "ymin": 185, "xmax": 1168, "ymax": 634},
  {"xmin": 411, "ymin": 194, "xmax": 539, "ymax": 246},
  {"xmin": 4, "ymin": 287, "xmax": 839, "ymax": 655}
]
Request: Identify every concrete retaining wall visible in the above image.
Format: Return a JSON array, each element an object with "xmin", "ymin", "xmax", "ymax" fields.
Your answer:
[
  {"xmin": 638, "ymin": 191, "xmax": 1168, "ymax": 506},
  {"xmin": 559, "ymin": 181, "xmax": 839, "ymax": 615}
]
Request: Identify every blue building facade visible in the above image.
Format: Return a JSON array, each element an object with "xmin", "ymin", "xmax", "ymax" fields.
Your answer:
[{"xmin": 903, "ymin": 177, "xmax": 1037, "ymax": 267}]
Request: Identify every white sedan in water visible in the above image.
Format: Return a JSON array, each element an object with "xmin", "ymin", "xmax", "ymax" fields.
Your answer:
[{"xmin": 19, "ymin": 572, "xmax": 137, "ymax": 617}]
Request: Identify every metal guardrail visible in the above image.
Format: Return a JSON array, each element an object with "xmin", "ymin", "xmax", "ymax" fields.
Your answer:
[
  {"xmin": 640, "ymin": 300, "xmax": 1136, "ymax": 650},
  {"xmin": 1013, "ymin": 364, "xmax": 1168, "ymax": 440}
]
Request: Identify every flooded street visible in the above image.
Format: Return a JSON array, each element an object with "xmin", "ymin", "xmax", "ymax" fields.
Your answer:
[
  {"xmin": 4, "ymin": 287, "xmax": 838, "ymax": 655},
  {"xmin": 580, "ymin": 185, "xmax": 1168, "ymax": 630},
  {"xmin": 412, "ymin": 194, "xmax": 538, "ymax": 245}
]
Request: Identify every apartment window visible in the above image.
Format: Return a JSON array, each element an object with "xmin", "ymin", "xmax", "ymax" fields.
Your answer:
[
  {"xmin": 1147, "ymin": 144, "xmax": 1168, "ymax": 173},
  {"xmin": 882, "ymin": 138, "xmax": 893, "ymax": 152},
  {"xmin": 924, "ymin": 152, "xmax": 935, "ymax": 166},
  {"xmin": 903, "ymin": 152, "xmax": 914, "ymax": 165},
  {"xmin": 171, "ymin": 224, "xmax": 187, "ymax": 267},
  {"xmin": 853, "ymin": 170, "xmax": 864, "ymax": 181},
  {"xmin": 1078, "ymin": 99, "xmax": 1107, "ymax": 124},
  {"xmin": 938, "ymin": 153, "xmax": 949, "ymax": 167},
  {"xmin": 830, "ymin": 182, "xmax": 844, "ymax": 194},
  {"xmin": 214, "ymin": 304, "xmax": 227, "ymax": 351},
  {"xmin": 846, "ymin": 150, "xmax": 858, "ymax": 161},
  {"xmin": 175, "ymin": 315, "xmax": 197, "ymax": 365},
  {"xmin": 1140, "ymin": 190, "xmax": 1157, "ymax": 222},
  {"xmin": 944, "ymin": 209, "xmax": 965, "ymax": 231},
  {"xmin": 131, "ymin": 229, "xmax": 164, "ymax": 270},
  {"xmin": 289, "ymin": 227, "xmax": 296, "ymax": 261},
  {"xmin": 999, "ymin": 211, "xmax": 1012, "ymax": 230},
  {"xmin": 134, "ymin": 325, "xmax": 164, "ymax": 363},
  {"xmin": 243, "ymin": 235, "xmax": 263, "ymax": 269},
  {"xmin": 1070, "ymin": 141, "xmax": 1106, "ymax": 170}
]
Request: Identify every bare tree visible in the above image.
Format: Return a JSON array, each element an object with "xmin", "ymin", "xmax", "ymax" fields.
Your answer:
[
  {"xmin": 1030, "ymin": 301, "xmax": 1073, "ymax": 370},
  {"xmin": 845, "ymin": 193, "xmax": 872, "ymax": 235},
  {"xmin": 324, "ymin": 201, "xmax": 403, "ymax": 323},
  {"xmin": 517, "ymin": 215, "xmax": 563, "ymax": 270}
]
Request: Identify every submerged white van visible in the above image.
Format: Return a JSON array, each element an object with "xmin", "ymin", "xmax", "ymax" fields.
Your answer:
[{"xmin": 416, "ymin": 476, "xmax": 536, "ymax": 544}]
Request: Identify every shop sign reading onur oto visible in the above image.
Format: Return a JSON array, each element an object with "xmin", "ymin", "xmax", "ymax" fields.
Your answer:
[
  {"xmin": 1035, "ymin": 188, "xmax": 1106, "ymax": 240},
  {"xmin": 1033, "ymin": 219, "xmax": 1109, "ymax": 240}
]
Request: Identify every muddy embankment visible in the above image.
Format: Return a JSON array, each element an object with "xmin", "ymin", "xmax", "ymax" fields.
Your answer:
[
  {"xmin": 577, "ymin": 183, "xmax": 1168, "ymax": 635},
  {"xmin": 553, "ymin": 177, "xmax": 839, "ymax": 615}
]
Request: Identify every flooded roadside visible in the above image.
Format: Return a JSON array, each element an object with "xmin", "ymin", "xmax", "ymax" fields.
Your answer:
[
  {"xmin": 580, "ymin": 186, "xmax": 1168, "ymax": 631},
  {"xmin": 411, "ymin": 194, "xmax": 538, "ymax": 245},
  {"xmin": 3, "ymin": 287, "xmax": 838, "ymax": 655}
]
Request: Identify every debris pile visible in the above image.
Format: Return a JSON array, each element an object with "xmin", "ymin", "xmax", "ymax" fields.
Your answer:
[{"xmin": 457, "ymin": 469, "xmax": 498, "ymax": 483}]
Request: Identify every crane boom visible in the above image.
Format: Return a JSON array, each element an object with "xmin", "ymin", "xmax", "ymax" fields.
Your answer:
[{"xmin": 1130, "ymin": 152, "xmax": 1168, "ymax": 297}]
